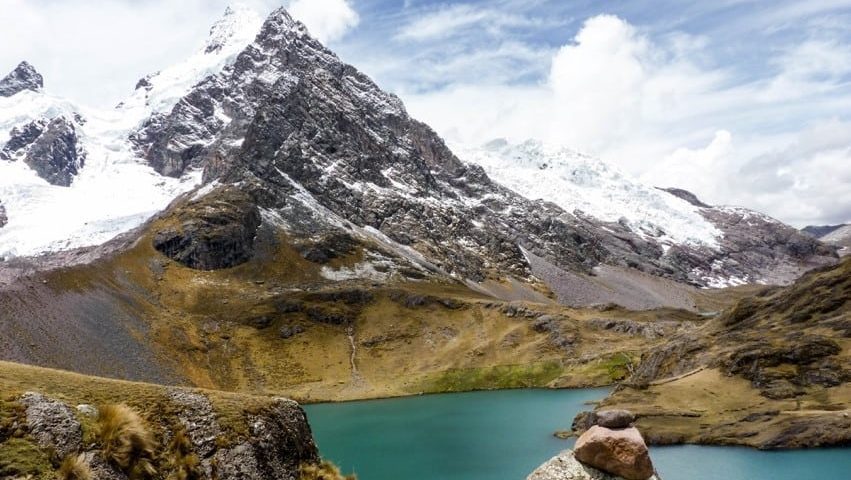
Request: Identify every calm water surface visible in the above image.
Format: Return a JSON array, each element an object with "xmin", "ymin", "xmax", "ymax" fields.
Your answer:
[{"xmin": 304, "ymin": 389, "xmax": 851, "ymax": 480}]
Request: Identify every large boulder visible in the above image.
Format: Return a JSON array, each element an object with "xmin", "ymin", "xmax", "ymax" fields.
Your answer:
[
  {"xmin": 528, "ymin": 450, "xmax": 661, "ymax": 480},
  {"xmin": 208, "ymin": 398, "xmax": 319, "ymax": 479},
  {"xmin": 19, "ymin": 392, "xmax": 83, "ymax": 460},
  {"xmin": 574, "ymin": 426, "xmax": 655, "ymax": 480}
]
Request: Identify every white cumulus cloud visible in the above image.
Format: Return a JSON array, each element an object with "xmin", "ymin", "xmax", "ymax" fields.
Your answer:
[
  {"xmin": 287, "ymin": 0, "xmax": 360, "ymax": 43},
  {"xmin": 402, "ymin": 13, "xmax": 851, "ymax": 226}
]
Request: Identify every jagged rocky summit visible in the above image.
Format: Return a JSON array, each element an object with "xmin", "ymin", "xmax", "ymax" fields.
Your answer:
[{"xmin": 0, "ymin": 61, "xmax": 43, "ymax": 97}]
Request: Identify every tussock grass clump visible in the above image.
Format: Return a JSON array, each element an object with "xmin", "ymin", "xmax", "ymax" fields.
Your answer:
[
  {"xmin": 96, "ymin": 404, "xmax": 157, "ymax": 479},
  {"xmin": 58, "ymin": 453, "xmax": 92, "ymax": 480},
  {"xmin": 300, "ymin": 460, "xmax": 357, "ymax": 480},
  {"xmin": 164, "ymin": 429, "xmax": 201, "ymax": 480}
]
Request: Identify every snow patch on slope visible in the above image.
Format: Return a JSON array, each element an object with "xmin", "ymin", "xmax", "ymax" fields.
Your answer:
[
  {"xmin": 0, "ymin": 4, "xmax": 260, "ymax": 259},
  {"xmin": 458, "ymin": 139, "xmax": 721, "ymax": 249},
  {"xmin": 0, "ymin": 91, "xmax": 202, "ymax": 258},
  {"xmin": 119, "ymin": 3, "xmax": 262, "ymax": 123}
]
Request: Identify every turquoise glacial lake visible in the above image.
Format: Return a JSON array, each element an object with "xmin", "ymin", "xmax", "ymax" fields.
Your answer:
[{"xmin": 304, "ymin": 388, "xmax": 851, "ymax": 480}]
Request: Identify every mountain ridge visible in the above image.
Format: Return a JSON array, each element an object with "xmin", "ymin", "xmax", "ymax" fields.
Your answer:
[{"xmin": 0, "ymin": 4, "xmax": 837, "ymax": 301}]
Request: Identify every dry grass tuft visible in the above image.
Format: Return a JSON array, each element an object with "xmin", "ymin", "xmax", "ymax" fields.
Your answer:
[
  {"xmin": 300, "ymin": 460, "xmax": 357, "ymax": 480},
  {"xmin": 164, "ymin": 428, "xmax": 201, "ymax": 480},
  {"xmin": 58, "ymin": 454, "xmax": 92, "ymax": 480},
  {"xmin": 96, "ymin": 404, "xmax": 157, "ymax": 479}
]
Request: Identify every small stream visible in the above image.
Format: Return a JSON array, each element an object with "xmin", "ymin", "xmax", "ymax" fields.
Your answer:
[{"xmin": 304, "ymin": 388, "xmax": 851, "ymax": 480}]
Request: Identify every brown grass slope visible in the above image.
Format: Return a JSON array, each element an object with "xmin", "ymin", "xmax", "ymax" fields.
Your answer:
[
  {"xmin": 0, "ymin": 189, "xmax": 754, "ymax": 402},
  {"xmin": 593, "ymin": 256, "xmax": 851, "ymax": 448}
]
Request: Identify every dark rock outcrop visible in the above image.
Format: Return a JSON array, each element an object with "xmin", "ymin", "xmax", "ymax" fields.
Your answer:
[
  {"xmin": 0, "ymin": 202, "xmax": 6, "ymax": 228},
  {"xmin": 0, "ymin": 119, "xmax": 47, "ymax": 160},
  {"xmin": 14, "ymin": 390, "xmax": 320, "ymax": 480},
  {"xmin": 0, "ymin": 61, "xmax": 43, "ymax": 97},
  {"xmin": 153, "ymin": 186, "xmax": 261, "ymax": 269},
  {"xmin": 1, "ymin": 117, "xmax": 85, "ymax": 186},
  {"xmin": 658, "ymin": 187, "xmax": 710, "ymax": 208}
]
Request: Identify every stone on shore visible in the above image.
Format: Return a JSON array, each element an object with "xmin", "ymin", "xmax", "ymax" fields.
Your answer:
[
  {"xmin": 527, "ymin": 450, "xmax": 661, "ymax": 480},
  {"xmin": 595, "ymin": 409, "xmax": 635, "ymax": 429},
  {"xmin": 574, "ymin": 426, "xmax": 655, "ymax": 480}
]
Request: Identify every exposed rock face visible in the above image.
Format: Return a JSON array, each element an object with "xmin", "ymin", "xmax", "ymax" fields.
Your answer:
[
  {"xmin": 0, "ymin": 202, "xmax": 6, "ymax": 228},
  {"xmin": 1, "ymin": 116, "xmax": 85, "ymax": 186},
  {"xmin": 574, "ymin": 426, "xmax": 655, "ymax": 480},
  {"xmin": 210, "ymin": 399, "xmax": 319, "ymax": 480},
  {"xmin": 132, "ymin": 8, "xmax": 618, "ymax": 280},
  {"xmin": 628, "ymin": 257, "xmax": 851, "ymax": 396},
  {"xmin": 0, "ymin": 61, "xmax": 43, "ymax": 97},
  {"xmin": 695, "ymin": 206, "xmax": 834, "ymax": 285},
  {"xmin": 587, "ymin": 318, "xmax": 681, "ymax": 340},
  {"xmin": 153, "ymin": 186, "xmax": 262, "ymax": 269},
  {"xmin": 528, "ymin": 450, "xmax": 661, "ymax": 480},
  {"xmin": 14, "ymin": 390, "xmax": 319, "ymax": 480},
  {"xmin": 125, "ymin": 6, "xmax": 836, "ymax": 292},
  {"xmin": 658, "ymin": 187, "xmax": 710, "ymax": 208},
  {"xmin": 167, "ymin": 390, "xmax": 221, "ymax": 459},
  {"xmin": 0, "ymin": 119, "xmax": 48, "ymax": 159},
  {"xmin": 19, "ymin": 392, "xmax": 83, "ymax": 460}
]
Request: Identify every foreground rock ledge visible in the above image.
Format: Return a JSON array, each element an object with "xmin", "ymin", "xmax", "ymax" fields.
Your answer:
[{"xmin": 527, "ymin": 450, "xmax": 661, "ymax": 480}]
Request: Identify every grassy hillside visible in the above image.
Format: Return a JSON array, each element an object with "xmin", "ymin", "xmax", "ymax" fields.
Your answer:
[
  {"xmin": 0, "ymin": 202, "xmax": 756, "ymax": 403},
  {"xmin": 590, "ymin": 257, "xmax": 851, "ymax": 448}
]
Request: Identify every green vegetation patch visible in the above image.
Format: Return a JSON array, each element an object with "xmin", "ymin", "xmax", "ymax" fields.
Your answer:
[
  {"xmin": 0, "ymin": 438, "xmax": 53, "ymax": 479},
  {"xmin": 418, "ymin": 362, "xmax": 563, "ymax": 392},
  {"xmin": 601, "ymin": 353, "xmax": 636, "ymax": 382}
]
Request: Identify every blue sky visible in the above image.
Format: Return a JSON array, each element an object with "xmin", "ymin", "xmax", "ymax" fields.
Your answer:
[{"xmin": 2, "ymin": 0, "xmax": 851, "ymax": 226}]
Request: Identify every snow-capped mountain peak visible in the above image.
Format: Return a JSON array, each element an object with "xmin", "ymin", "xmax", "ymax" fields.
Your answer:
[
  {"xmin": 458, "ymin": 139, "xmax": 722, "ymax": 249},
  {"xmin": 120, "ymin": 4, "xmax": 263, "ymax": 121},
  {"xmin": 205, "ymin": 3, "xmax": 264, "ymax": 54},
  {"xmin": 0, "ymin": 61, "xmax": 43, "ymax": 97}
]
